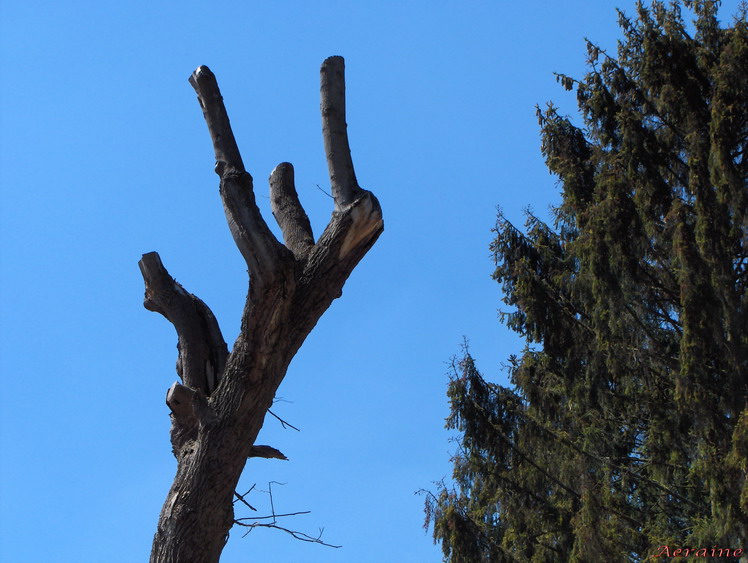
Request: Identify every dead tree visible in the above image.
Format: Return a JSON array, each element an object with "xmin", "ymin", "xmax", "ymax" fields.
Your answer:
[{"xmin": 138, "ymin": 56, "xmax": 383, "ymax": 563}]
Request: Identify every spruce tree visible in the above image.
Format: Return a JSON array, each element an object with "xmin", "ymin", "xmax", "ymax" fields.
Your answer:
[{"xmin": 425, "ymin": 2, "xmax": 747, "ymax": 560}]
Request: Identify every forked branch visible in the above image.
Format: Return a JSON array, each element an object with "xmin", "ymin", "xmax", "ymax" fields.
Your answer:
[
  {"xmin": 234, "ymin": 482, "xmax": 341, "ymax": 548},
  {"xmin": 142, "ymin": 57, "xmax": 382, "ymax": 563}
]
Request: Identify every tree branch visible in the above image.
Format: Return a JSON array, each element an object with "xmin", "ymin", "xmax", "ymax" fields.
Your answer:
[
  {"xmin": 249, "ymin": 445, "xmax": 288, "ymax": 460},
  {"xmin": 236, "ymin": 510, "xmax": 310, "ymax": 521},
  {"xmin": 188, "ymin": 66, "xmax": 244, "ymax": 173},
  {"xmin": 320, "ymin": 56, "xmax": 362, "ymax": 210},
  {"xmin": 233, "ymin": 482, "xmax": 341, "ymax": 548},
  {"xmin": 270, "ymin": 162, "xmax": 314, "ymax": 258},
  {"xmin": 236, "ymin": 521, "xmax": 341, "ymax": 548},
  {"xmin": 189, "ymin": 66, "xmax": 291, "ymax": 289},
  {"xmin": 138, "ymin": 252, "xmax": 228, "ymax": 395},
  {"xmin": 268, "ymin": 409, "xmax": 301, "ymax": 432},
  {"xmin": 234, "ymin": 487, "xmax": 257, "ymax": 512}
]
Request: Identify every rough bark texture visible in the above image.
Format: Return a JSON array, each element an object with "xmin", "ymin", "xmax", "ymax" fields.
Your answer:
[{"xmin": 139, "ymin": 56, "xmax": 383, "ymax": 563}]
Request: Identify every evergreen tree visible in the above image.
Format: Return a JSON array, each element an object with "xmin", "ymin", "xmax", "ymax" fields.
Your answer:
[{"xmin": 425, "ymin": 2, "xmax": 747, "ymax": 560}]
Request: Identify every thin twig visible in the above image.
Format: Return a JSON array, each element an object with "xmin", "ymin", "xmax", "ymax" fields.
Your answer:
[
  {"xmin": 233, "ymin": 486, "xmax": 257, "ymax": 511},
  {"xmin": 269, "ymin": 481, "xmax": 277, "ymax": 524},
  {"xmin": 236, "ymin": 510, "xmax": 311, "ymax": 521},
  {"xmin": 236, "ymin": 521, "xmax": 341, "ymax": 548},
  {"xmin": 315, "ymin": 184, "xmax": 334, "ymax": 199},
  {"xmin": 268, "ymin": 409, "xmax": 301, "ymax": 432}
]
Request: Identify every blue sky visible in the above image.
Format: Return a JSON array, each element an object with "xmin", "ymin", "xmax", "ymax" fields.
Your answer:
[{"xmin": 1, "ymin": 1, "xmax": 742, "ymax": 562}]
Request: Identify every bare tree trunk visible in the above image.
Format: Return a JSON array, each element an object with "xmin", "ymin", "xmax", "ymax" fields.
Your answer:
[{"xmin": 139, "ymin": 57, "xmax": 383, "ymax": 563}]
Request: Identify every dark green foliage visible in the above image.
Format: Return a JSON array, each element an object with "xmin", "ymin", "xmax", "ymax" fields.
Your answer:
[{"xmin": 425, "ymin": 2, "xmax": 747, "ymax": 560}]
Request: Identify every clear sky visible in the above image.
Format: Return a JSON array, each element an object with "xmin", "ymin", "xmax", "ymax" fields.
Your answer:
[{"xmin": 1, "ymin": 1, "xmax": 743, "ymax": 562}]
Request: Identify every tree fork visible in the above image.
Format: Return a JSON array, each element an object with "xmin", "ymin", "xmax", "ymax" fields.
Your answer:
[{"xmin": 139, "ymin": 56, "xmax": 383, "ymax": 563}]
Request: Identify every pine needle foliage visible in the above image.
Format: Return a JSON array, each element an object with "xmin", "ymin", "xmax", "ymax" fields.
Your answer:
[{"xmin": 425, "ymin": 2, "xmax": 747, "ymax": 561}]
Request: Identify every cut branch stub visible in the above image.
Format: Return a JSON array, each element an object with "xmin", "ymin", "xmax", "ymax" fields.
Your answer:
[
  {"xmin": 166, "ymin": 381, "xmax": 198, "ymax": 419},
  {"xmin": 270, "ymin": 162, "xmax": 315, "ymax": 258},
  {"xmin": 249, "ymin": 445, "xmax": 288, "ymax": 460}
]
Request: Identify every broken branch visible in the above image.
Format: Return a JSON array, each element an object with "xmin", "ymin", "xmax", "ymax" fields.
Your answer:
[{"xmin": 249, "ymin": 445, "xmax": 288, "ymax": 460}]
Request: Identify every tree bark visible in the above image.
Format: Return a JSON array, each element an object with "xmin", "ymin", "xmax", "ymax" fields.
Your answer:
[{"xmin": 139, "ymin": 56, "xmax": 383, "ymax": 563}]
